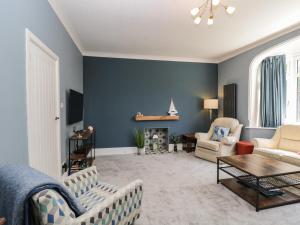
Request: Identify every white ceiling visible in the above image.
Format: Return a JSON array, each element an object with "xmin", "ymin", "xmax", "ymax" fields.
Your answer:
[{"xmin": 49, "ymin": 0, "xmax": 300, "ymax": 63}]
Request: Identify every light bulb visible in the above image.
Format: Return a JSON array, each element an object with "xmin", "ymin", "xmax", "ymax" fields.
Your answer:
[
  {"xmin": 207, "ymin": 17, "xmax": 214, "ymax": 25},
  {"xmin": 212, "ymin": 0, "xmax": 220, "ymax": 6},
  {"xmin": 190, "ymin": 7, "xmax": 200, "ymax": 16},
  {"xmin": 194, "ymin": 17, "xmax": 202, "ymax": 24},
  {"xmin": 226, "ymin": 6, "xmax": 236, "ymax": 14}
]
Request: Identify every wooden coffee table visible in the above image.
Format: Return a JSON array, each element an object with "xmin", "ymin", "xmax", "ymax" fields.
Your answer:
[{"xmin": 217, "ymin": 154, "xmax": 300, "ymax": 211}]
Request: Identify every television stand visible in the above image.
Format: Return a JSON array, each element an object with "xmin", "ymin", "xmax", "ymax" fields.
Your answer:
[{"xmin": 68, "ymin": 129, "xmax": 96, "ymax": 175}]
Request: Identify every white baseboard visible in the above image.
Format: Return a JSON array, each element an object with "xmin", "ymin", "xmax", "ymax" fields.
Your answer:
[{"xmin": 95, "ymin": 147, "xmax": 137, "ymax": 156}]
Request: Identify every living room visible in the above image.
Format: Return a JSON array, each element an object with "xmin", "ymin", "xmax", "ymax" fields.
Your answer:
[{"xmin": 1, "ymin": 0, "xmax": 300, "ymax": 225}]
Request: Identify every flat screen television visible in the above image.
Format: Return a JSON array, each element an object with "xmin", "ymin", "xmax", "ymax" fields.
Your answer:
[{"xmin": 68, "ymin": 89, "xmax": 83, "ymax": 125}]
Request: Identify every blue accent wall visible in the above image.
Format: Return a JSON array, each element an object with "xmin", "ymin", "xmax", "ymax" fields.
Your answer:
[
  {"xmin": 83, "ymin": 57, "xmax": 218, "ymax": 148},
  {"xmin": 218, "ymin": 28, "xmax": 300, "ymax": 140},
  {"xmin": 0, "ymin": 0, "xmax": 83, "ymax": 165}
]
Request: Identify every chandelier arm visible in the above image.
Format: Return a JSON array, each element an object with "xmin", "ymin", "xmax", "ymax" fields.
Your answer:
[
  {"xmin": 220, "ymin": 2, "xmax": 227, "ymax": 10},
  {"xmin": 210, "ymin": 0, "xmax": 213, "ymax": 17},
  {"xmin": 199, "ymin": 0, "xmax": 209, "ymax": 18}
]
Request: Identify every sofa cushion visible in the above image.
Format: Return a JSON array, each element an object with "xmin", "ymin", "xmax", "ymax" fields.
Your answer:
[
  {"xmin": 278, "ymin": 138, "xmax": 300, "ymax": 153},
  {"xmin": 198, "ymin": 140, "xmax": 220, "ymax": 151},
  {"xmin": 280, "ymin": 154, "xmax": 300, "ymax": 167},
  {"xmin": 253, "ymin": 148, "xmax": 288, "ymax": 159}
]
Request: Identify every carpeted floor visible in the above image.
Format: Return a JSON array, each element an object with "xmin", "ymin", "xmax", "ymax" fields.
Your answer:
[{"xmin": 95, "ymin": 152, "xmax": 300, "ymax": 225}]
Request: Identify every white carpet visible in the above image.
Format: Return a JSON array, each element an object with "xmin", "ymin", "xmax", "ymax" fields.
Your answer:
[{"xmin": 95, "ymin": 152, "xmax": 300, "ymax": 225}]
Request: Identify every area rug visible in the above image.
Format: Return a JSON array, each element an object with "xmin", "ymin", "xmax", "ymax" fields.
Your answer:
[{"xmin": 95, "ymin": 152, "xmax": 300, "ymax": 225}]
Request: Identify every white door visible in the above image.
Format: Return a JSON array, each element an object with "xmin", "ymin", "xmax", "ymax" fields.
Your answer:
[{"xmin": 26, "ymin": 29, "xmax": 61, "ymax": 180}]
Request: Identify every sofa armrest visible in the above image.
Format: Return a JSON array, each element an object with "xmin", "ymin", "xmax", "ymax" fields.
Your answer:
[
  {"xmin": 252, "ymin": 138, "xmax": 276, "ymax": 148},
  {"xmin": 73, "ymin": 180, "xmax": 143, "ymax": 225},
  {"xmin": 195, "ymin": 132, "xmax": 209, "ymax": 141},
  {"xmin": 221, "ymin": 136, "xmax": 237, "ymax": 146}
]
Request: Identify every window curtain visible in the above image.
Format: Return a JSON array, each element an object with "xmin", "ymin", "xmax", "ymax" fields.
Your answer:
[{"xmin": 260, "ymin": 55, "xmax": 286, "ymax": 127}]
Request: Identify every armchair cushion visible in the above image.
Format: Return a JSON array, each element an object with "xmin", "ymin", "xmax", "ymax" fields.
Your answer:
[
  {"xmin": 211, "ymin": 126, "xmax": 230, "ymax": 142},
  {"xmin": 221, "ymin": 136, "xmax": 237, "ymax": 145},
  {"xmin": 32, "ymin": 189, "xmax": 75, "ymax": 225},
  {"xmin": 78, "ymin": 182, "xmax": 118, "ymax": 210},
  {"xmin": 197, "ymin": 140, "xmax": 220, "ymax": 151}
]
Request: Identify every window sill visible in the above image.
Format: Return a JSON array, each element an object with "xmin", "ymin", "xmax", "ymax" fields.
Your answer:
[{"xmin": 245, "ymin": 127, "xmax": 277, "ymax": 130}]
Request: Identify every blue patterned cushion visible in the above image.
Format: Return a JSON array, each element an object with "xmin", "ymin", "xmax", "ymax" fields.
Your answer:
[
  {"xmin": 78, "ymin": 182, "xmax": 119, "ymax": 210},
  {"xmin": 211, "ymin": 126, "xmax": 230, "ymax": 142}
]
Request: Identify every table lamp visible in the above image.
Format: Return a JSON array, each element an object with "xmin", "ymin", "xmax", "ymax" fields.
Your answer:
[{"xmin": 204, "ymin": 99, "xmax": 219, "ymax": 122}]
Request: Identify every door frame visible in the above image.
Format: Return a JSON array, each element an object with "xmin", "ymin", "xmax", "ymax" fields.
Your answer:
[{"xmin": 25, "ymin": 29, "xmax": 62, "ymax": 179}]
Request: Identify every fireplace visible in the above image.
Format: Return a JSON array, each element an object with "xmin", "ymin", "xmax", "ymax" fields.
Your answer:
[{"xmin": 144, "ymin": 128, "xmax": 169, "ymax": 154}]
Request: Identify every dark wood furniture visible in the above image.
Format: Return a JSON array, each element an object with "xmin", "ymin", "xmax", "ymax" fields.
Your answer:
[
  {"xmin": 223, "ymin": 83, "xmax": 237, "ymax": 118},
  {"xmin": 0, "ymin": 218, "xmax": 6, "ymax": 225},
  {"xmin": 68, "ymin": 129, "xmax": 96, "ymax": 175},
  {"xmin": 236, "ymin": 141, "xmax": 254, "ymax": 155},
  {"xmin": 182, "ymin": 133, "xmax": 197, "ymax": 153},
  {"xmin": 217, "ymin": 154, "xmax": 300, "ymax": 211}
]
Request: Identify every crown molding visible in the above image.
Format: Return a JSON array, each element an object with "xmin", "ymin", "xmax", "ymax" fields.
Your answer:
[
  {"xmin": 83, "ymin": 51, "xmax": 218, "ymax": 63},
  {"xmin": 216, "ymin": 22, "xmax": 300, "ymax": 63},
  {"xmin": 48, "ymin": 0, "xmax": 300, "ymax": 64},
  {"xmin": 48, "ymin": 0, "xmax": 84, "ymax": 54}
]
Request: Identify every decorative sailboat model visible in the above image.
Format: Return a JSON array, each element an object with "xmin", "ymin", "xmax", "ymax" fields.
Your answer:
[{"xmin": 168, "ymin": 99, "xmax": 178, "ymax": 116}]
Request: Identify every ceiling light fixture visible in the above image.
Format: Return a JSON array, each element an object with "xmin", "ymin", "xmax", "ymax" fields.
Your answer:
[{"xmin": 191, "ymin": 0, "xmax": 236, "ymax": 26}]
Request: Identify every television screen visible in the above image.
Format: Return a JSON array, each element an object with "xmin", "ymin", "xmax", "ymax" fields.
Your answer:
[{"xmin": 68, "ymin": 89, "xmax": 83, "ymax": 125}]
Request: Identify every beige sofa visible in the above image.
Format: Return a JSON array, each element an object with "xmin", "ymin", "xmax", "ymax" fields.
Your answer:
[
  {"xmin": 253, "ymin": 125, "xmax": 300, "ymax": 166},
  {"xmin": 195, "ymin": 118, "xmax": 243, "ymax": 163}
]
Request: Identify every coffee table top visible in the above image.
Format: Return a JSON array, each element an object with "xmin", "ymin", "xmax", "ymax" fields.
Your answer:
[{"xmin": 218, "ymin": 154, "xmax": 300, "ymax": 178}]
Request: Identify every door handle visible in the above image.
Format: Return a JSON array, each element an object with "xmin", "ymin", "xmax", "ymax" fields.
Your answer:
[{"xmin": 55, "ymin": 116, "xmax": 60, "ymax": 120}]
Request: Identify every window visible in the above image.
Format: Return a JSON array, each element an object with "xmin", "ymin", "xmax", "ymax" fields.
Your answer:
[{"xmin": 249, "ymin": 36, "xmax": 300, "ymax": 128}]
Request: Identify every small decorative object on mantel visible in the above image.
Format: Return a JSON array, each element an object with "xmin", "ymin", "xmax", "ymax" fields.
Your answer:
[
  {"xmin": 168, "ymin": 98, "xmax": 178, "ymax": 116},
  {"xmin": 136, "ymin": 112, "xmax": 143, "ymax": 117},
  {"xmin": 88, "ymin": 125, "xmax": 94, "ymax": 132}
]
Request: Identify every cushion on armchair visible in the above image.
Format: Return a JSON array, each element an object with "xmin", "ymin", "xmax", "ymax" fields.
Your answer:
[
  {"xmin": 211, "ymin": 126, "xmax": 230, "ymax": 142},
  {"xmin": 221, "ymin": 136, "xmax": 237, "ymax": 145}
]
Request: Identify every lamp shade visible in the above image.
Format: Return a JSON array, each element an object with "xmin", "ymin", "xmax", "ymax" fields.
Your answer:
[{"xmin": 204, "ymin": 99, "xmax": 219, "ymax": 109}]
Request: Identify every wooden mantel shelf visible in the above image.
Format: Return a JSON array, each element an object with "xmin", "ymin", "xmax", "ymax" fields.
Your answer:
[{"xmin": 135, "ymin": 115, "xmax": 180, "ymax": 121}]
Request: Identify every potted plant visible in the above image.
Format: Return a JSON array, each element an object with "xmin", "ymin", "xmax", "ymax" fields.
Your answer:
[
  {"xmin": 170, "ymin": 134, "xmax": 181, "ymax": 152},
  {"xmin": 176, "ymin": 135, "xmax": 183, "ymax": 151},
  {"xmin": 169, "ymin": 136, "xmax": 175, "ymax": 152},
  {"xmin": 134, "ymin": 128, "xmax": 145, "ymax": 155}
]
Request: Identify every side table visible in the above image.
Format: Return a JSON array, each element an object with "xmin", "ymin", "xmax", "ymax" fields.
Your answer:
[
  {"xmin": 183, "ymin": 133, "xmax": 197, "ymax": 153},
  {"xmin": 236, "ymin": 140, "xmax": 254, "ymax": 155}
]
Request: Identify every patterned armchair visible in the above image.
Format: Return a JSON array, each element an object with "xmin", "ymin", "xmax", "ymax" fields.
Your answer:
[{"xmin": 31, "ymin": 166, "xmax": 143, "ymax": 225}]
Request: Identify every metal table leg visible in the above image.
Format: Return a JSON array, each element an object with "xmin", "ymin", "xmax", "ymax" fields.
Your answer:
[
  {"xmin": 256, "ymin": 178, "xmax": 260, "ymax": 212},
  {"xmin": 217, "ymin": 158, "xmax": 220, "ymax": 184}
]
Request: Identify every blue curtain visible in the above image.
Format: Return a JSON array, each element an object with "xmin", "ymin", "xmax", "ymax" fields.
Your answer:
[{"xmin": 260, "ymin": 55, "xmax": 286, "ymax": 127}]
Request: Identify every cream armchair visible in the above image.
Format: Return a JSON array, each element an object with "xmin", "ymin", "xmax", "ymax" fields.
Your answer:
[
  {"xmin": 195, "ymin": 118, "xmax": 243, "ymax": 162},
  {"xmin": 253, "ymin": 125, "xmax": 300, "ymax": 166}
]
